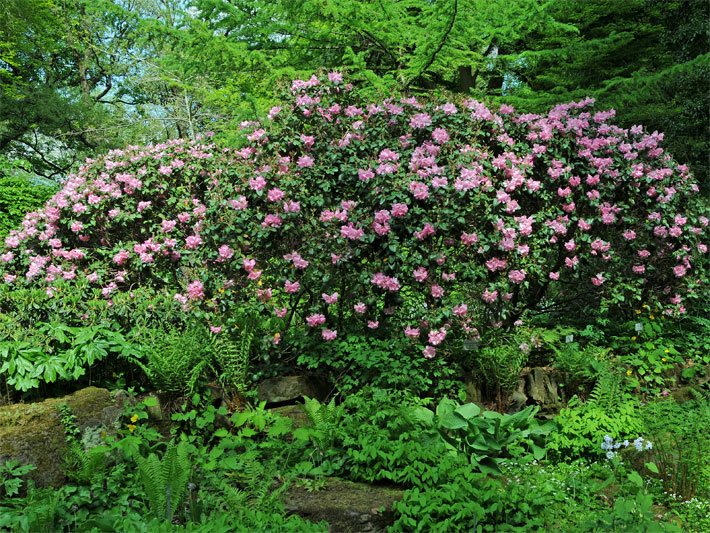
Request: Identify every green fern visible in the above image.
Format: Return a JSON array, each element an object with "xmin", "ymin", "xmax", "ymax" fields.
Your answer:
[
  {"xmin": 301, "ymin": 396, "xmax": 342, "ymax": 452},
  {"xmin": 139, "ymin": 322, "xmax": 211, "ymax": 394},
  {"xmin": 587, "ymin": 369, "xmax": 623, "ymax": 410},
  {"xmin": 136, "ymin": 441, "xmax": 191, "ymax": 522},
  {"xmin": 212, "ymin": 317, "xmax": 255, "ymax": 391},
  {"xmin": 64, "ymin": 441, "xmax": 109, "ymax": 484}
]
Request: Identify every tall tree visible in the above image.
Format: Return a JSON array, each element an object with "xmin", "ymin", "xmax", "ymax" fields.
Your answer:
[{"xmin": 496, "ymin": 0, "xmax": 710, "ymax": 186}]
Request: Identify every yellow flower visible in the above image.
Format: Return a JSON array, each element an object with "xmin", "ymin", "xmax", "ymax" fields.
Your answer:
[
  {"xmin": 258, "ymin": 279, "xmax": 263, "ymax": 287},
  {"xmin": 649, "ymin": 315, "xmax": 655, "ymax": 320},
  {"xmin": 631, "ymin": 336, "xmax": 637, "ymax": 341},
  {"xmin": 661, "ymin": 357, "xmax": 667, "ymax": 362},
  {"xmin": 127, "ymin": 424, "xmax": 136, "ymax": 433},
  {"xmin": 626, "ymin": 369, "xmax": 633, "ymax": 376},
  {"xmin": 664, "ymin": 349, "xmax": 670, "ymax": 354},
  {"xmin": 635, "ymin": 310, "xmax": 642, "ymax": 315},
  {"xmin": 130, "ymin": 414, "xmax": 139, "ymax": 423}
]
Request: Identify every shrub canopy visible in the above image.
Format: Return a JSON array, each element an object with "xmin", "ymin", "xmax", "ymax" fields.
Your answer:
[{"xmin": 0, "ymin": 73, "xmax": 707, "ymax": 358}]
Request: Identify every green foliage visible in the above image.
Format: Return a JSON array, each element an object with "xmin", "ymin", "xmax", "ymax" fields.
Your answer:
[
  {"xmin": 549, "ymin": 393, "xmax": 645, "ymax": 459},
  {"xmin": 392, "ymin": 462, "xmax": 559, "ymax": 532},
  {"xmin": 468, "ymin": 336, "xmax": 529, "ymax": 403},
  {"xmin": 639, "ymin": 396, "xmax": 710, "ymax": 500},
  {"xmin": 57, "ymin": 404, "xmax": 110, "ymax": 485},
  {"xmin": 0, "ymin": 157, "xmax": 56, "ymax": 238},
  {"xmin": 0, "ymin": 460, "xmax": 35, "ymax": 498},
  {"xmin": 298, "ymin": 334, "xmax": 461, "ymax": 397},
  {"xmin": 137, "ymin": 322, "xmax": 212, "ymax": 394},
  {"xmin": 0, "ymin": 318, "xmax": 142, "ymax": 392},
  {"xmin": 136, "ymin": 440, "xmax": 192, "ymax": 522},
  {"xmin": 211, "ymin": 316, "xmax": 256, "ymax": 392},
  {"xmin": 582, "ymin": 491, "xmax": 680, "ymax": 532},
  {"xmin": 414, "ymin": 399, "xmax": 552, "ymax": 475},
  {"xmin": 324, "ymin": 388, "xmax": 456, "ymax": 486},
  {"xmin": 295, "ymin": 396, "xmax": 344, "ymax": 454}
]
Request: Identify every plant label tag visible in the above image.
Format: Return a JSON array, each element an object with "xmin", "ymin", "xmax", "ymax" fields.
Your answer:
[
  {"xmin": 463, "ymin": 339, "xmax": 479, "ymax": 351},
  {"xmin": 565, "ymin": 334, "xmax": 574, "ymax": 343},
  {"xmin": 634, "ymin": 323, "xmax": 643, "ymax": 332}
]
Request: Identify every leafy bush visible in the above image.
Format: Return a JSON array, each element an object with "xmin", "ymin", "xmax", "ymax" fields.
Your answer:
[
  {"xmin": 0, "ymin": 156, "xmax": 56, "ymax": 239},
  {"xmin": 298, "ymin": 333, "xmax": 461, "ymax": 396},
  {"xmin": 413, "ymin": 399, "xmax": 552, "ymax": 475},
  {"xmin": 0, "ymin": 73, "xmax": 706, "ymax": 389},
  {"xmin": 639, "ymin": 396, "xmax": 710, "ymax": 500},
  {"xmin": 548, "ymin": 387, "xmax": 646, "ymax": 459},
  {"xmin": 392, "ymin": 462, "xmax": 559, "ymax": 532},
  {"xmin": 136, "ymin": 322, "xmax": 212, "ymax": 395}
]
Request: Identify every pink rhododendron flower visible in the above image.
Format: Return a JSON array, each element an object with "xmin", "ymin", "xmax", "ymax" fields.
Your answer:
[
  {"xmin": 428, "ymin": 328, "xmax": 447, "ymax": 345},
  {"xmin": 218, "ymin": 245, "xmax": 233, "ymax": 260},
  {"xmin": 185, "ymin": 235, "xmax": 202, "ymax": 249},
  {"xmin": 249, "ymin": 175, "xmax": 267, "ymax": 191},
  {"xmin": 262, "ymin": 214, "xmax": 282, "ymax": 227},
  {"xmin": 422, "ymin": 345, "xmax": 436, "ymax": 359},
  {"xmin": 509, "ymin": 270, "xmax": 526, "ymax": 284},
  {"xmin": 453, "ymin": 304, "xmax": 468, "ymax": 316},
  {"xmin": 230, "ymin": 196, "xmax": 248, "ymax": 210},
  {"xmin": 409, "ymin": 181, "xmax": 429, "ymax": 200},
  {"xmin": 405, "ymin": 326, "xmax": 420, "ymax": 338},
  {"xmin": 284, "ymin": 280, "xmax": 300, "ymax": 293},
  {"xmin": 371, "ymin": 272, "xmax": 401, "ymax": 292},
  {"xmin": 485, "ymin": 257, "xmax": 507, "ymax": 272},
  {"xmin": 322, "ymin": 329, "xmax": 337, "ymax": 341},
  {"xmin": 341, "ymin": 223, "xmax": 364, "ymax": 240},
  {"xmin": 591, "ymin": 273, "xmax": 605, "ymax": 286},
  {"xmin": 673, "ymin": 265, "xmax": 687, "ymax": 277},
  {"xmin": 284, "ymin": 200, "xmax": 300, "ymax": 213},
  {"xmin": 306, "ymin": 314, "xmax": 326, "ymax": 327},
  {"xmin": 275, "ymin": 307, "xmax": 288, "ymax": 318},
  {"xmin": 482, "ymin": 289, "xmax": 499, "ymax": 303},
  {"xmin": 354, "ymin": 303, "xmax": 367, "ymax": 313},
  {"xmin": 162, "ymin": 220, "xmax": 177, "ymax": 232},
  {"xmin": 267, "ymin": 188, "xmax": 285, "ymax": 202},
  {"xmin": 322, "ymin": 292, "xmax": 339, "ymax": 304},
  {"xmin": 186, "ymin": 280, "xmax": 204, "ymax": 300},
  {"xmin": 297, "ymin": 155, "xmax": 314, "ymax": 168},
  {"xmin": 113, "ymin": 249, "xmax": 130, "ymax": 265},
  {"xmin": 431, "ymin": 284, "xmax": 444, "ymax": 298},
  {"xmin": 367, "ymin": 321, "xmax": 379, "ymax": 329},
  {"xmin": 414, "ymin": 223, "xmax": 436, "ymax": 240},
  {"xmin": 410, "ymin": 113, "xmax": 432, "ymax": 129},
  {"xmin": 391, "ymin": 203, "xmax": 408, "ymax": 217}
]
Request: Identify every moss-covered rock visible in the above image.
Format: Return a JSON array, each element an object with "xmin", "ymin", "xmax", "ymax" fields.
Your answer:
[
  {"xmin": 0, "ymin": 387, "xmax": 124, "ymax": 487},
  {"xmin": 285, "ymin": 478, "xmax": 404, "ymax": 532}
]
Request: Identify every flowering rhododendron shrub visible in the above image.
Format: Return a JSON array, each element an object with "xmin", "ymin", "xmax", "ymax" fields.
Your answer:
[{"xmin": 0, "ymin": 73, "xmax": 707, "ymax": 368}]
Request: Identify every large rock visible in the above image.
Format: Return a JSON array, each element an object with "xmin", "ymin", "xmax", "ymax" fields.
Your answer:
[
  {"xmin": 257, "ymin": 375, "xmax": 326, "ymax": 404},
  {"xmin": 285, "ymin": 478, "xmax": 404, "ymax": 532},
  {"xmin": 515, "ymin": 367, "xmax": 561, "ymax": 413},
  {"xmin": 0, "ymin": 387, "xmax": 125, "ymax": 487}
]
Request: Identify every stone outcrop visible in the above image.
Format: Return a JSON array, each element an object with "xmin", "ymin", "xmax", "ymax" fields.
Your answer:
[
  {"xmin": 0, "ymin": 387, "xmax": 126, "ymax": 487},
  {"xmin": 515, "ymin": 367, "xmax": 562, "ymax": 413},
  {"xmin": 285, "ymin": 477, "xmax": 404, "ymax": 532},
  {"xmin": 257, "ymin": 375, "xmax": 327, "ymax": 404}
]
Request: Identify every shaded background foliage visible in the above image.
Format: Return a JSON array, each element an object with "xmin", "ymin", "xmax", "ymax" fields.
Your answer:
[{"xmin": 0, "ymin": 0, "xmax": 708, "ymax": 214}]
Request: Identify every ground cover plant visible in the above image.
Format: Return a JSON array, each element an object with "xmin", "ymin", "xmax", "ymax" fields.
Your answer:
[{"xmin": 0, "ymin": 71, "xmax": 708, "ymax": 532}]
